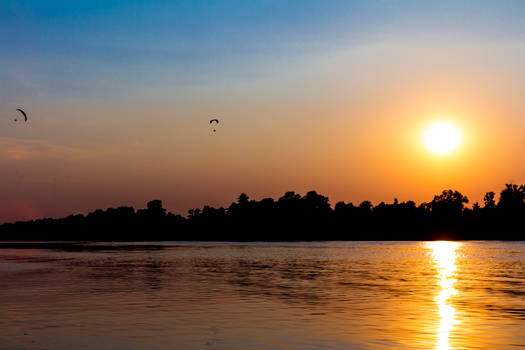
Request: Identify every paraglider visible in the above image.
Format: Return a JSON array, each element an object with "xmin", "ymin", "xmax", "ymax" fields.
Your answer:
[
  {"xmin": 210, "ymin": 119, "xmax": 219, "ymax": 132},
  {"xmin": 14, "ymin": 108, "xmax": 27, "ymax": 122}
]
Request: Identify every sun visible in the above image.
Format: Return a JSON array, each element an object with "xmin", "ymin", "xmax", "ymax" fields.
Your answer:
[{"xmin": 422, "ymin": 122, "xmax": 462, "ymax": 156}]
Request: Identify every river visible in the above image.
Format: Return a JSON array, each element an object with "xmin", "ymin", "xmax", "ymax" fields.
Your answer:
[{"xmin": 1, "ymin": 241, "xmax": 524, "ymax": 349}]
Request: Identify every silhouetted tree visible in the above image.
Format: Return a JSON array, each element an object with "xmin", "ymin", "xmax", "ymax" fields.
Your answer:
[
  {"xmin": 238, "ymin": 193, "xmax": 249, "ymax": 205},
  {"xmin": 498, "ymin": 184, "xmax": 525, "ymax": 211},
  {"xmin": 147, "ymin": 200, "xmax": 166, "ymax": 216},
  {"xmin": 483, "ymin": 192, "xmax": 496, "ymax": 209},
  {"xmin": 359, "ymin": 201, "xmax": 373, "ymax": 211},
  {"xmin": 428, "ymin": 189, "xmax": 469, "ymax": 215}
]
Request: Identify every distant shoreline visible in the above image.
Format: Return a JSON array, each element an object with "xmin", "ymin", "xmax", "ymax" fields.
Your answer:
[
  {"xmin": 1, "ymin": 184, "xmax": 524, "ymax": 241},
  {"xmin": 1, "ymin": 240, "xmax": 525, "ymax": 253}
]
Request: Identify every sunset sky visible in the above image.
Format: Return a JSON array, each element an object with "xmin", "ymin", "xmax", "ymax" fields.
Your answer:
[{"xmin": 1, "ymin": 1, "xmax": 525, "ymax": 222}]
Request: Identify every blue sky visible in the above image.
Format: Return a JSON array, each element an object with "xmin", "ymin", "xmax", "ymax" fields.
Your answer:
[{"xmin": 3, "ymin": 0, "xmax": 523, "ymax": 99}]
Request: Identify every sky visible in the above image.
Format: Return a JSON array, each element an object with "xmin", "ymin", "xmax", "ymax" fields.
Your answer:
[{"xmin": 1, "ymin": 0, "xmax": 525, "ymax": 222}]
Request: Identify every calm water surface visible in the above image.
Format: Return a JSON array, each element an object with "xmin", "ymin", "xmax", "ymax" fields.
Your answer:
[{"xmin": 0, "ymin": 241, "xmax": 524, "ymax": 349}]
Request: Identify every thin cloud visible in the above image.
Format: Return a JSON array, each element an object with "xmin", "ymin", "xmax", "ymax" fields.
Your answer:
[{"xmin": 0, "ymin": 137, "xmax": 120, "ymax": 162}]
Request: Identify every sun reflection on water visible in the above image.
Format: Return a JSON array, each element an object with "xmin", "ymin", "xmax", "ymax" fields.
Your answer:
[{"xmin": 428, "ymin": 241, "xmax": 461, "ymax": 350}]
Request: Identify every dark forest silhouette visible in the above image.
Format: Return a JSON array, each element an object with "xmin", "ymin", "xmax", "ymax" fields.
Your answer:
[{"xmin": 1, "ymin": 183, "xmax": 524, "ymax": 241}]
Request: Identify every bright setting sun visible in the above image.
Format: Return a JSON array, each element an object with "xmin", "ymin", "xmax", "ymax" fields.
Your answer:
[{"xmin": 422, "ymin": 122, "xmax": 462, "ymax": 156}]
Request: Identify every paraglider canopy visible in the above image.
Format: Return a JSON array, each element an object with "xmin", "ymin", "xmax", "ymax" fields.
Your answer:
[
  {"xmin": 15, "ymin": 109, "xmax": 27, "ymax": 122},
  {"xmin": 210, "ymin": 119, "xmax": 219, "ymax": 132}
]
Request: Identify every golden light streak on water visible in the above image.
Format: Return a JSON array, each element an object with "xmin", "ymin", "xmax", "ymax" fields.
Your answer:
[{"xmin": 428, "ymin": 241, "xmax": 461, "ymax": 350}]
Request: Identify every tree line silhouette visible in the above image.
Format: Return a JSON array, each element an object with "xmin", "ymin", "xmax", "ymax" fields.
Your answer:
[{"xmin": 1, "ymin": 183, "xmax": 524, "ymax": 241}]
